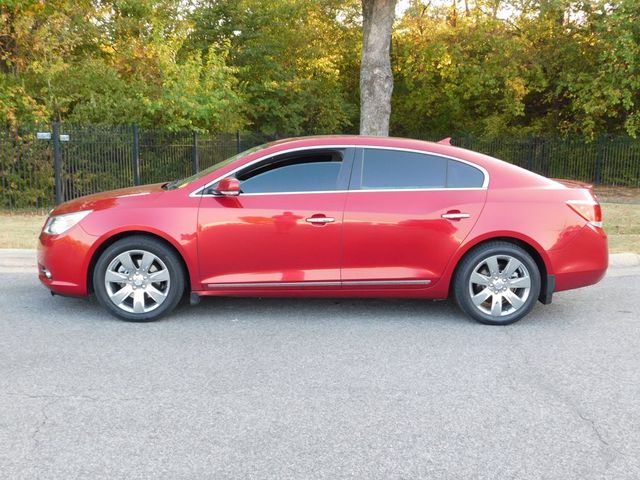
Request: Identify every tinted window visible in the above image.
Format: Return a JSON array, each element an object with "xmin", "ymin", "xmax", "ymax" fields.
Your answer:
[
  {"xmin": 361, "ymin": 149, "xmax": 447, "ymax": 189},
  {"xmin": 447, "ymin": 160, "xmax": 484, "ymax": 188},
  {"xmin": 238, "ymin": 156, "xmax": 342, "ymax": 194}
]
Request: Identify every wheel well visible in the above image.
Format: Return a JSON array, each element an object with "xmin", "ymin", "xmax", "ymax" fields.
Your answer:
[
  {"xmin": 450, "ymin": 236, "xmax": 549, "ymax": 298},
  {"xmin": 87, "ymin": 231, "xmax": 190, "ymax": 295}
]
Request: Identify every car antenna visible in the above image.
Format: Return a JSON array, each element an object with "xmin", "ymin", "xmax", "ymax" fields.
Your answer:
[{"xmin": 437, "ymin": 137, "xmax": 452, "ymax": 145}]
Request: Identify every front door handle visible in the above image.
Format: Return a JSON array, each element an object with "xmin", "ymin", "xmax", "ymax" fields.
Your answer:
[
  {"xmin": 442, "ymin": 212, "xmax": 471, "ymax": 220},
  {"xmin": 306, "ymin": 216, "xmax": 335, "ymax": 224}
]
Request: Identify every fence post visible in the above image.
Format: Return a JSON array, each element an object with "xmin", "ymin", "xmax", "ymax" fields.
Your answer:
[
  {"xmin": 192, "ymin": 131, "xmax": 199, "ymax": 174},
  {"xmin": 594, "ymin": 136, "xmax": 604, "ymax": 185},
  {"xmin": 52, "ymin": 122, "xmax": 63, "ymax": 205},
  {"xmin": 132, "ymin": 124, "xmax": 141, "ymax": 186},
  {"xmin": 236, "ymin": 131, "xmax": 241, "ymax": 154},
  {"xmin": 526, "ymin": 135, "xmax": 535, "ymax": 172}
]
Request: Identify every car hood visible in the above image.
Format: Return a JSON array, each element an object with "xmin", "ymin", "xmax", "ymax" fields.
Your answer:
[{"xmin": 51, "ymin": 183, "xmax": 167, "ymax": 215}]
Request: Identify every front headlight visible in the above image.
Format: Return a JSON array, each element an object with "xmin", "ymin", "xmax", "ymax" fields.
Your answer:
[{"xmin": 43, "ymin": 210, "xmax": 92, "ymax": 235}]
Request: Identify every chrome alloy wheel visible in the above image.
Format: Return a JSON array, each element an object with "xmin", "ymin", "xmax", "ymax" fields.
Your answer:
[
  {"xmin": 104, "ymin": 249, "xmax": 171, "ymax": 314},
  {"xmin": 468, "ymin": 254, "xmax": 531, "ymax": 318}
]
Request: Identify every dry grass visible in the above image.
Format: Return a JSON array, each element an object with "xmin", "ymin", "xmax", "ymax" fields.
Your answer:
[
  {"xmin": 0, "ymin": 212, "xmax": 46, "ymax": 249},
  {"xmin": 602, "ymin": 203, "xmax": 640, "ymax": 254},
  {"xmin": 0, "ymin": 203, "xmax": 638, "ymax": 253},
  {"xmin": 594, "ymin": 186, "xmax": 640, "ymax": 204}
]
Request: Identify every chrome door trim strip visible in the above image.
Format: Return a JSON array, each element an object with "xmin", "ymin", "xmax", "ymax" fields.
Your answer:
[
  {"xmin": 207, "ymin": 281, "xmax": 342, "ymax": 288},
  {"xmin": 342, "ymin": 279, "xmax": 431, "ymax": 286},
  {"xmin": 206, "ymin": 279, "xmax": 431, "ymax": 288},
  {"xmin": 190, "ymin": 144, "xmax": 489, "ymax": 197}
]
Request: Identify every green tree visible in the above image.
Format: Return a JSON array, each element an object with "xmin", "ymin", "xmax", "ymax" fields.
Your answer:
[{"xmin": 187, "ymin": 0, "xmax": 360, "ymax": 134}]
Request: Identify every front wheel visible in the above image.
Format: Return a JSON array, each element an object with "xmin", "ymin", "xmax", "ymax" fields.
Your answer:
[
  {"xmin": 93, "ymin": 236, "xmax": 185, "ymax": 322},
  {"xmin": 454, "ymin": 242, "xmax": 541, "ymax": 325}
]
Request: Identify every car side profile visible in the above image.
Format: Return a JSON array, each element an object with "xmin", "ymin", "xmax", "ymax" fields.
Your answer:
[{"xmin": 38, "ymin": 135, "xmax": 608, "ymax": 325}]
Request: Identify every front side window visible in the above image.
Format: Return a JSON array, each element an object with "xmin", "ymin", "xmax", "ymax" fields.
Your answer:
[
  {"xmin": 236, "ymin": 151, "xmax": 344, "ymax": 194},
  {"xmin": 359, "ymin": 148, "xmax": 485, "ymax": 190}
]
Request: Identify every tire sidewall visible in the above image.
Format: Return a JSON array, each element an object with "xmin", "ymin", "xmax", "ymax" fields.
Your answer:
[
  {"xmin": 454, "ymin": 243, "xmax": 541, "ymax": 325},
  {"xmin": 93, "ymin": 236, "xmax": 185, "ymax": 322}
]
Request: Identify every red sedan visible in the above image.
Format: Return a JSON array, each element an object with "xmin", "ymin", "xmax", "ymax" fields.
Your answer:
[{"xmin": 37, "ymin": 136, "xmax": 608, "ymax": 325}]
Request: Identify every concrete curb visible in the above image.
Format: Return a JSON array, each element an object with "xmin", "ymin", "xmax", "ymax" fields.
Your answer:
[
  {"xmin": 609, "ymin": 252, "xmax": 640, "ymax": 268},
  {"xmin": 2, "ymin": 249, "xmax": 639, "ymax": 272}
]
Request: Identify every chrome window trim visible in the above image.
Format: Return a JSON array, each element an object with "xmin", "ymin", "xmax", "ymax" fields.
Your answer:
[
  {"xmin": 206, "ymin": 279, "xmax": 431, "ymax": 288},
  {"xmin": 189, "ymin": 144, "xmax": 489, "ymax": 197}
]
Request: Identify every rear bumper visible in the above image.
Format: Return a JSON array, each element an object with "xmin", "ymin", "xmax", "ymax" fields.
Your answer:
[
  {"xmin": 37, "ymin": 225, "xmax": 96, "ymax": 297},
  {"xmin": 548, "ymin": 223, "xmax": 608, "ymax": 293}
]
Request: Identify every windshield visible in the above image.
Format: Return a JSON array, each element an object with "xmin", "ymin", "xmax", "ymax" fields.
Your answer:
[{"xmin": 166, "ymin": 143, "xmax": 271, "ymax": 190}]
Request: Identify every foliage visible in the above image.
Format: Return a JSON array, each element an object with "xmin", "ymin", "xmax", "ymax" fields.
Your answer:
[
  {"xmin": 0, "ymin": 0, "xmax": 243, "ymax": 131},
  {"xmin": 1, "ymin": 0, "xmax": 640, "ymax": 138}
]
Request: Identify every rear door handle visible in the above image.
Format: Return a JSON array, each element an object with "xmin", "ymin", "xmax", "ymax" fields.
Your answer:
[
  {"xmin": 306, "ymin": 216, "xmax": 335, "ymax": 224},
  {"xmin": 441, "ymin": 212, "xmax": 471, "ymax": 220}
]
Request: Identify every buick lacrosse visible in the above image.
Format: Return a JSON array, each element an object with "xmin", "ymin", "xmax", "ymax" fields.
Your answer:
[{"xmin": 38, "ymin": 136, "xmax": 607, "ymax": 324}]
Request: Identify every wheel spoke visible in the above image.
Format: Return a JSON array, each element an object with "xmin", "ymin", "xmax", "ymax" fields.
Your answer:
[
  {"xmin": 109, "ymin": 285, "xmax": 133, "ymax": 305},
  {"xmin": 504, "ymin": 289, "xmax": 525, "ymax": 309},
  {"xmin": 503, "ymin": 258, "xmax": 522, "ymax": 277},
  {"xmin": 117, "ymin": 252, "xmax": 136, "ymax": 271},
  {"xmin": 139, "ymin": 252, "xmax": 154, "ymax": 271},
  {"xmin": 470, "ymin": 271, "xmax": 491, "ymax": 286},
  {"xmin": 105, "ymin": 270, "xmax": 128, "ymax": 283},
  {"xmin": 132, "ymin": 289, "xmax": 146, "ymax": 313},
  {"xmin": 509, "ymin": 276, "xmax": 531, "ymax": 289},
  {"xmin": 490, "ymin": 293, "xmax": 503, "ymax": 316},
  {"xmin": 149, "ymin": 269, "xmax": 169, "ymax": 282},
  {"xmin": 486, "ymin": 256, "xmax": 500, "ymax": 277},
  {"xmin": 146, "ymin": 285, "xmax": 167, "ymax": 303},
  {"xmin": 472, "ymin": 288, "xmax": 492, "ymax": 306}
]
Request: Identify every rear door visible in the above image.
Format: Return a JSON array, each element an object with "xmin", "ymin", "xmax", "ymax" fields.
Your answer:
[{"xmin": 341, "ymin": 147, "xmax": 488, "ymax": 287}]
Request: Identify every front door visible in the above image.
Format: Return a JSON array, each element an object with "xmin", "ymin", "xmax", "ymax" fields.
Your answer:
[
  {"xmin": 341, "ymin": 147, "xmax": 487, "ymax": 286},
  {"xmin": 197, "ymin": 148, "xmax": 354, "ymax": 288}
]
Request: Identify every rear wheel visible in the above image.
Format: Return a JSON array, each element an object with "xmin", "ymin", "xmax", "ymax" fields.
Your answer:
[
  {"xmin": 454, "ymin": 242, "xmax": 541, "ymax": 325},
  {"xmin": 93, "ymin": 236, "xmax": 185, "ymax": 322}
]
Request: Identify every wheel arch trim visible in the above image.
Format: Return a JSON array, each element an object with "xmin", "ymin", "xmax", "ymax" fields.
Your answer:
[
  {"xmin": 85, "ymin": 227, "xmax": 197, "ymax": 294},
  {"xmin": 434, "ymin": 231, "xmax": 552, "ymax": 298}
]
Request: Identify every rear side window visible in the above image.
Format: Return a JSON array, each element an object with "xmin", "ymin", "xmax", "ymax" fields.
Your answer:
[
  {"xmin": 361, "ymin": 149, "xmax": 447, "ymax": 189},
  {"xmin": 446, "ymin": 159, "xmax": 485, "ymax": 188},
  {"xmin": 359, "ymin": 148, "xmax": 484, "ymax": 190}
]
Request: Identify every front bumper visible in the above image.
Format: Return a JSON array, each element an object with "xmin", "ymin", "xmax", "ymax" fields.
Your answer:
[{"xmin": 37, "ymin": 225, "xmax": 97, "ymax": 297}]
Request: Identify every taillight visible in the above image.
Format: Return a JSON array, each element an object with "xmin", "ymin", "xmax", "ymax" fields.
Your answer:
[{"xmin": 567, "ymin": 200, "xmax": 603, "ymax": 228}]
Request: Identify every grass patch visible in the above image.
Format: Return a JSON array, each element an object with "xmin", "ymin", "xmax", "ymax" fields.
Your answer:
[
  {"xmin": 0, "ymin": 204, "xmax": 638, "ymax": 253},
  {"xmin": 602, "ymin": 203, "xmax": 640, "ymax": 254},
  {"xmin": 0, "ymin": 213, "xmax": 46, "ymax": 249}
]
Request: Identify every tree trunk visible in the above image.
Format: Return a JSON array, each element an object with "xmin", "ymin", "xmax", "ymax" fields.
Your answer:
[{"xmin": 360, "ymin": 0, "xmax": 396, "ymax": 136}]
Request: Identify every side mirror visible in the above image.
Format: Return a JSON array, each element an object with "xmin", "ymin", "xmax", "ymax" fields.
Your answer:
[{"xmin": 215, "ymin": 177, "xmax": 241, "ymax": 196}]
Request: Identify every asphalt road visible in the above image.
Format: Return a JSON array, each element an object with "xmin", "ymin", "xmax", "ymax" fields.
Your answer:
[{"xmin": 1, "ymin": 252, "xmax": 640, "ymax": 479}]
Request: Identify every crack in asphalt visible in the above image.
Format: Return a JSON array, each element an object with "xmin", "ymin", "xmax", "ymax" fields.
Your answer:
[
  {"xmin": 29, "ymin": 398, "xmax": 56, "ymax": 455},
  {"xmin": 502, "ymin": 327, "xmax": 637, "ymax": 464},
  {"xmin": 3, "ymin": 392, "xmax": 146, "ymax": 403},
  {"xmin": 15, "ymin": 391, "xmax": 149, "ymax": 457}
]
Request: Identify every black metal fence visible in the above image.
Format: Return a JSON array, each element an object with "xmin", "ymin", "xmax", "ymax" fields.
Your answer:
[
  {"xmin": 1, "ymin": 124, "xmax": 639, "ymax": 210},
  {"xmin": 0, "ymin": 125, "xmax": 274, "ymax": 210}
]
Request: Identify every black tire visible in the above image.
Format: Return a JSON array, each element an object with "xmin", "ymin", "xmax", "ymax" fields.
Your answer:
[
  {"xmin": 453, "ymin": 241, "xmax": 541, "ymax": 325},
  {"xmin": 93, "ymin": 235, "xmax": 185, "ymax": 322}
]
